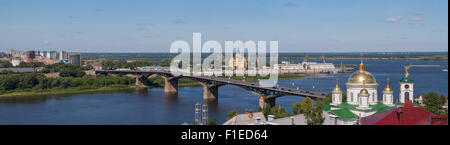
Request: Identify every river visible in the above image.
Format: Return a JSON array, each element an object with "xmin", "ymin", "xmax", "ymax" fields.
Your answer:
[{"xmin": 0, "ymin": 60, "xmax": 447, "ymax": 124}]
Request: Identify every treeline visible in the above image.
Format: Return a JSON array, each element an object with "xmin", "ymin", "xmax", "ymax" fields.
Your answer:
[
  {"xmin": 0, "ymin": 61, "xmax": 45, "ymax": 68},
  {"xmin": 81, "ymin": 53, "xmax": 175, "ymax": 61},
  {"xmin": 102, "ymin": 60, "xmax": 170, "ymax": 70},
  {"xmin": 0, "ymin": 73, "xmax": 135, "ymax": 95},
  {"xmin": 42, "ymin": 63, "xmax": 90, "ymax": 77},
  {"xmin": 421, "ymin": 92, "xmax": 448, "ymax": 116}
]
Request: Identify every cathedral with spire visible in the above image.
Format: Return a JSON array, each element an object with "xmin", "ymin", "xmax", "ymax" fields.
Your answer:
[{"xmin": 325, "ymin": 55, "xmax": 416, "ymax": 125}]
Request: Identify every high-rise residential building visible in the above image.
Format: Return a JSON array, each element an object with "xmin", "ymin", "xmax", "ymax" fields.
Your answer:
[
  {"xmin": 46, "ymin": 51, "xmax": 51, "ymax": 59},
  {"xmin": 50, "ymin": 51, "xmax": 57, "ymax": 60},
  {"xmin": 26, "ymin": 51, "xmax": 36, "ymax": 59},
  {"xmin": 69, "ymin": 54, "xmax": 82, "ymax": 65},
  {"xmin": 59, "ymin": 51, "xmax": 68, "ymax": 60},
  {"xmin": 45, "ymin": 51, "xmax": 58, "ymax": 60},
  {"xmin": 26, "ymin": 51, "xmax": 36, "ymax": 62},
  {"xmin": 6, "ymin": 49, "xmax": 26, "ymax": 59}
]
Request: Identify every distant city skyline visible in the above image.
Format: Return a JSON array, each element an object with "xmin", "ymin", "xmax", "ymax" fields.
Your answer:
[{"xmin": 0, "ymin": 0, "xmax": 448, "ymax": 52}]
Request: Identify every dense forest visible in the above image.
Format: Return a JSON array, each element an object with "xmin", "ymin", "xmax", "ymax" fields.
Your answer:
[
  {"xmin": 0, "ymin": 63, "xmax": 136, "ymax": 95},
  {"xmin": 102, "ymin": 60, "xmax": 171, "ymax": 69},
  {"xmin": 0, "ymin": 72, "xmax": 135, "ymax": 95}
]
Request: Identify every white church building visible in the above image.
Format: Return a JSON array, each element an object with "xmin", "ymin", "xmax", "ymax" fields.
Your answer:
[{"xmin": 325, "ymin": 57, "xmax": 415, "ymax": 125}]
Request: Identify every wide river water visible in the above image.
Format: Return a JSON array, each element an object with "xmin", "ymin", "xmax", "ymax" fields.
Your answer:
[{"xmin": 0, "ymin": 60, "xmax": 447, "ymax": 125}]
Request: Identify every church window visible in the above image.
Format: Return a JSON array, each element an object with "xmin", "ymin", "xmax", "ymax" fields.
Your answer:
[
  {"xmin": 373, "ymin": 92, "xmax": 376, "ymax": 102},
  {"xmin": 351, "ymin": 93, "xmax": 354, "ymax": 102}
]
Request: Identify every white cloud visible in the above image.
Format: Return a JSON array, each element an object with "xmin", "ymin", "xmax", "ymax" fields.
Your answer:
[
  {"xmin": 412, "ymin": 17, "xmax": 423, "ymax": 21},
  {"xmin": 283, "ymin": 2, "xmax": 297, "ymax": 7},
  {"xmin": 43, "ymin": 40, "xmax": 49, "ymax": 44},
  {"xmin": 173, "ymin": 19, "xmax": 188, "ymax": 25},
  {"xmin": 386, "ymin": 16, "xmax": 403, "ymax": 23}
]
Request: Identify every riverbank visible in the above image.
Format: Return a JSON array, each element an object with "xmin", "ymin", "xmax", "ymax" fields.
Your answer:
[
  {"xmin": 0, "ymin": 85, "xmax": 144, "ymax": 98},
  {"xmin": 0, "ymin": 75, "xmax": 306, "ymax": 98}
]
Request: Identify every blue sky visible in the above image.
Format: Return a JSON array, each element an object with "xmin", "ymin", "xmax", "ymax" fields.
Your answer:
[{"xmin": 0, "ymin": 0, "xmax": 448, "ymax": 52}]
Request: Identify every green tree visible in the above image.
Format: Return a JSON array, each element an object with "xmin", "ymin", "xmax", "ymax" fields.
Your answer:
[
  {"xmin": 17, "ymin": 73, "xmax": 39, "ymax": 89},
  {"xmin": 59, "ymin": 68, "xmax": 85, "ymax": 77},
  {"xmin": 270, "ymin": 105, "xmax": 287, "ymax": 119},
  {"xmin": 17, "ymin": 62, "xmax": 45, "ymax": 68},
  {"xmin": 227, "ymin": 110, "xmax": 239, "ymax": 121},
  {"xmin": 0, "ymin": 61, "xmax": 13, "ymax": 68},
  {"xmin": 323, "ymin": 93, "xmax": 332, "ymax": 104},
  {"xmin": 207, "ymin": 117, "xmax": 217, "ymax": 125},
  {"xmin": 444, "ymin": 108, "xmax": 448, "ymax": 117},
  {"xmin": 300, "ymin": 97, "xmax": 314, "ymax": 115},
  {"xmin": 299, "ymin": 97, "xmax": 325, "ymax": 125},
  {"xmin": 291, "ymin": 102, "xmax": 302, "ymax": 115},
  {"xmin": 439, "ymin": 94, "xmax": 447, "ymax": 106},
  {"xmin": 306, "ymin": 104, "xmax": 325, "ymax": 125},
  {"xmin": 423, "ymin": 92, "xmax": 442, "ymax": 115}
]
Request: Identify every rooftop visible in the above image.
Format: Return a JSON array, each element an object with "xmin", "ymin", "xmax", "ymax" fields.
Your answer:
[
  {"xmin": 361, "ymin": 101, "xmax": 448, "ymax": 125},
  {"xmin": 400, "ymin": 77, "xmax": 414, "ymax": 83},
  {"xmin": 222, "ymin": 112, "xmax": 266, "ymax": 125},
  {"xmin": 331, "ymin": 108, "xmax": 358, "ymax": 119},
  {"xmin": 328, "ymin": 102, "xmax": 396, "ymax": 119}
]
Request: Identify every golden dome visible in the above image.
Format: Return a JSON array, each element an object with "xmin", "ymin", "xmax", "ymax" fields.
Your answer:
[
  {"xmin": 383, "ymin": 78, "xmax": 393, "ymax": 92},
  {"xmin": 333, "ymin": 79, "xmax": 342, "ymax": 92},
  {"xmin": 359, "ymin": 79, "xmax": 369, "ymax": 95},
  {"xmin": 347, "ymin": 71, "xmax": 377, "ymax": 85},
  {"xmin": 347, "ymin": 54, "xmax": 377, "ymax": 85},
  {"xmin": 360, "ymin": 88, "xmax": 369, "ymax": 95},
  {"xmin": 383, "ymin": 87, "xmax": 392, "ymax": 92},
  {"xmin": 333, "ymin": 85, "xmax": 342, "ymax": 92}
]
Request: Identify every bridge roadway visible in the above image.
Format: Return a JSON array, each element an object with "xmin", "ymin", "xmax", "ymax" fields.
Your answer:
[{"xmin": 95, "ymin": 70, "xmax": 325, "ymax": 109}]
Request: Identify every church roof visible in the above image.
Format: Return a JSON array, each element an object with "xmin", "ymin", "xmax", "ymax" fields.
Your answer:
[
  {"xmin": 327, "ymin": 102, "xmax": 395, "ymax": 118},
  {"xmin": 331, "ymin": 108, "xmax": 358, "ymax": 119},
  {"xmin": 347, "ymin": 70, "xmax": 377, "ymax": 85},
  {"xmin": 323, "ymin": 103, "xmax": 331, "ymax": 111},
  {"xmin": 400, "ymin": 77, "xmax": 414, "ymax": 83},
  {"xmin": 347, "ymin": 55, "xmax": 377, "ymax": 85},
  {"xmin": 361, "ymin": 101, "xmax": 448, "ymax": 125},
  {"xmin": 395, "ymin": 101, "xmax": 420, "ymax": 106}
]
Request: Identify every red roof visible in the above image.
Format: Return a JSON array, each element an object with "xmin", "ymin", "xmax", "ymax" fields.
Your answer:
[{"xmin": 361, "ymin": 100, "xmax": 448, "ymax": 125}]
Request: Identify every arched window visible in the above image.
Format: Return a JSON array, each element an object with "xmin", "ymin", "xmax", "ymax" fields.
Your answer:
[
  {"xmin": 351, "ymin": 92, "xmax": 354, "ymax": 102},
  {"xmin": 373, "ymin": 92, "xmax": 376, "ymax": 102},
  {"xmin": 405, "ymin": 92, "xmax": 410, "ymax": 101}
]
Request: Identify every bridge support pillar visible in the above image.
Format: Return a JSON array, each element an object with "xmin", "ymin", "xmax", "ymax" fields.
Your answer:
[
  {"xmin": 163, "ymin": 77, "xmax": 178, "ymax": 93},
  {"xmin": 135, "ymin": 75, "xmax": 151, "ymax": 87},
  {"xmin": 203, "ymin": 85, "xmax": 219, "ymax": 100},
  {"xmin": 259, "ymin": 97, "xmax": 275, "ymax": 110}
]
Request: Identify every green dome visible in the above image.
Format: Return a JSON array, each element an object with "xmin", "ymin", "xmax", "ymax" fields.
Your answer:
[{"xmin": 400, "ymin": 77, "xmax": 414, "ymax": 83}]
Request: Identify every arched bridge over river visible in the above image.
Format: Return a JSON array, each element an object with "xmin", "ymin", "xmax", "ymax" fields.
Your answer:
[{"xmin": 95, "ymin": 70, "xmax": 325, "ymax": 109}]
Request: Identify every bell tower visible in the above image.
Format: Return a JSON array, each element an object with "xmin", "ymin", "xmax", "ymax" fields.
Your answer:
[{"xmin": 399, "ymin": 64, "xmax": 414, "ymax": 104}]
